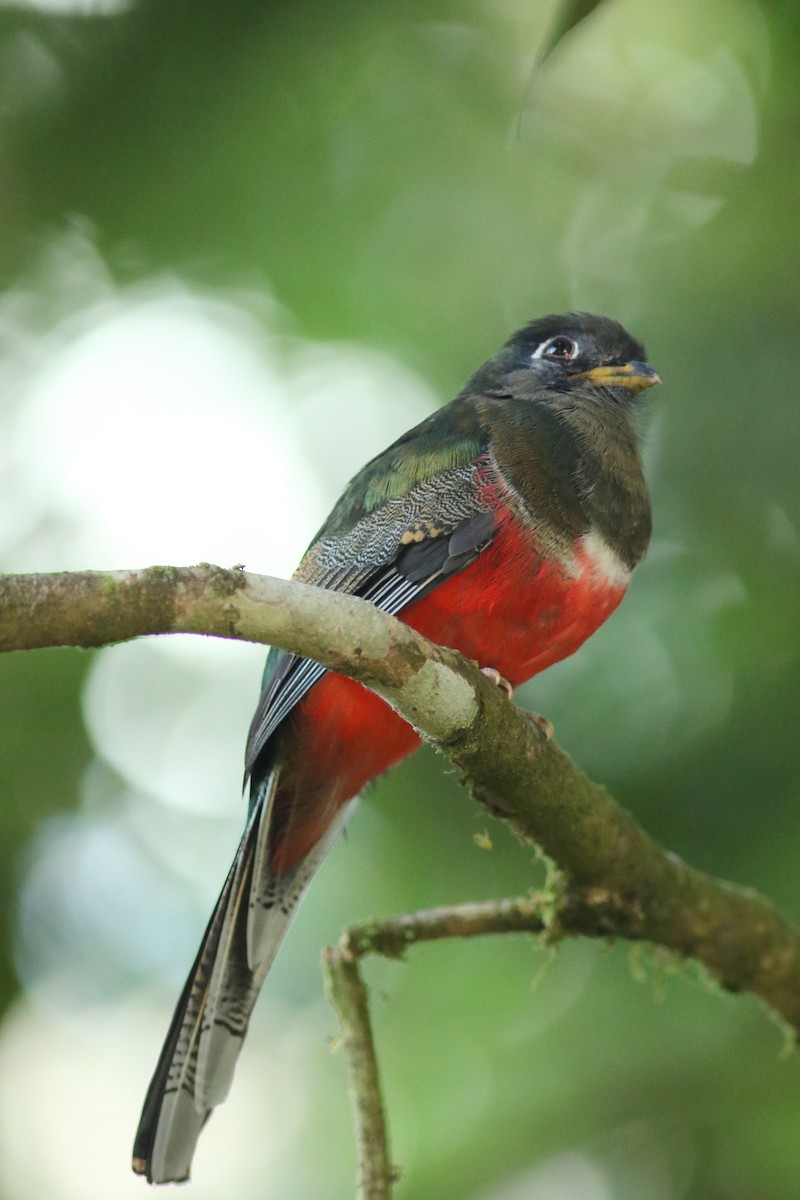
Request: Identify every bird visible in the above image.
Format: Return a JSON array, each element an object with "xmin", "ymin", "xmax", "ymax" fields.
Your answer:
[{"xmin": 132, "ymin": 312, "xmax": 659, "ymax": 1183}]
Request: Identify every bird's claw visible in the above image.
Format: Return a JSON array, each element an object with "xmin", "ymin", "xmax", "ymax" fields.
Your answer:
[
  {"xmin": 525, "ymin": 710, "xmax": 554, "ymax": 741},
  {"xmin": 480, "ymin": 667, "xmax": 514, "ymax": 699}
]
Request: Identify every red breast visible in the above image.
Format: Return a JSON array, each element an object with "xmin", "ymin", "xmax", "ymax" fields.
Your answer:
[{"xmin": 271, "ymin": 508, "xmax": 629, "ymax": 873}]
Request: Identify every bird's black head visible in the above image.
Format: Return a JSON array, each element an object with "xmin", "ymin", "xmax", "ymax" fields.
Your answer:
[{"xmin": 498, "ymin": 312, "xmax": 659, "ymax": 401}]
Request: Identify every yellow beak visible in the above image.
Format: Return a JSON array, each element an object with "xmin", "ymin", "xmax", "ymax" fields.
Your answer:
[{"xmin": 577, "ymin": 361, "xmax": 661, "ymax": 394}]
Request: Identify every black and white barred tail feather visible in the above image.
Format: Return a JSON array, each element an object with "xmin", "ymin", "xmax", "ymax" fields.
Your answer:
[{"xmin": 132, "ymin": 770, "xmax": 356, "ymax": 1184}]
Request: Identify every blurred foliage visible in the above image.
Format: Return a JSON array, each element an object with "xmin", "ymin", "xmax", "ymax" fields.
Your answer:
[{"xmin": 0, "ymin": 1, "xmax": 799, "ymax": 1198}]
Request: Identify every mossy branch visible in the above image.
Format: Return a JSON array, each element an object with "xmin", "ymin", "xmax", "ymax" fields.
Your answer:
[{"xmin": 2, "ymin": 563, "xmax": 800, "ymax": 1028}]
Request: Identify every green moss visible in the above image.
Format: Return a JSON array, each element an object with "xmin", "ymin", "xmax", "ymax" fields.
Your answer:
[{"xmin": 199, "ymin": 562, "xmax": 247, "ymax": 599}]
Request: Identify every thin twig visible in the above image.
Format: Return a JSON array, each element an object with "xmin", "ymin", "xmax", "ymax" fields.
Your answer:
[
  {"xmin": 341, "ymin": 897, "xmax": 548, "ymax": 960},
  {"xmin": 322, "ymin": 945, "xmax": 395, "ymax": 1200},
  {"xmin": 321, "ymin": 893, "xmax": 609, "ymax": 1197}
]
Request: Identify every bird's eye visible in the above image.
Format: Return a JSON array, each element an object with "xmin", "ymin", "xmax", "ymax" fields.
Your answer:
[{"xmin": 533, "ymin": 335, "xmax": 579, "ymax": 361}]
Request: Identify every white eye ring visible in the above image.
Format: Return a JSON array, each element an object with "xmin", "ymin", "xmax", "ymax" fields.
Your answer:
[{"xmin": 532, "ymin": 335, "xmax": 579, "ymax": 361}]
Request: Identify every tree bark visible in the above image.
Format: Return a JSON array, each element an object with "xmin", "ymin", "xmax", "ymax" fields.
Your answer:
[{"xmin": 2, "ymin": 562, "xmax": 800, "ymax": 1033}]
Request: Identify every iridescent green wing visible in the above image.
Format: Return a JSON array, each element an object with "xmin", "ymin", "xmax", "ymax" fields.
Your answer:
[{"xmin": 245, "ymin": 403, "xmax": 490, "ymax": 782}]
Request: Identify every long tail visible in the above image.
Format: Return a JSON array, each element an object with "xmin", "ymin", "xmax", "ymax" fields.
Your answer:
[{"xmin": 132, "ymin": 771, "xmax": 356, "ymax": 1184}]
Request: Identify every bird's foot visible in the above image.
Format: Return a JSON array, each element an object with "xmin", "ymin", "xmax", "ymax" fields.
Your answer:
[
  {"xmin": 525, "ymin": 710, "xmax": 554, "ymax": 741},
  {"xmin": 481, "ymin": 667, "xmax": 514, "ymax": 699}
]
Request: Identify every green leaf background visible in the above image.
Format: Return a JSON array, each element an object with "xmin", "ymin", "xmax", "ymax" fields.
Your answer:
[{"xmin": 0, "ymin": 2, "xmax": 798, "ymax": 1197}]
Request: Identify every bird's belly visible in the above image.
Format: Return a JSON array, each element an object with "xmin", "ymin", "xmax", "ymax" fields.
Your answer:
[
  {"xmin": 401, "ymin": 518, "xmax": 629, "ymax": 684},
  {"xmin": 283, "ymin": 516, "xmax": 628, "ymax": 856}
]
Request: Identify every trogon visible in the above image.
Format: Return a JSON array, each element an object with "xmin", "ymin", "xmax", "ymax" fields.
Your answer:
[{"xmin": 133, "ymin": 312, "xmax": 659, "ymax": 1182}]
